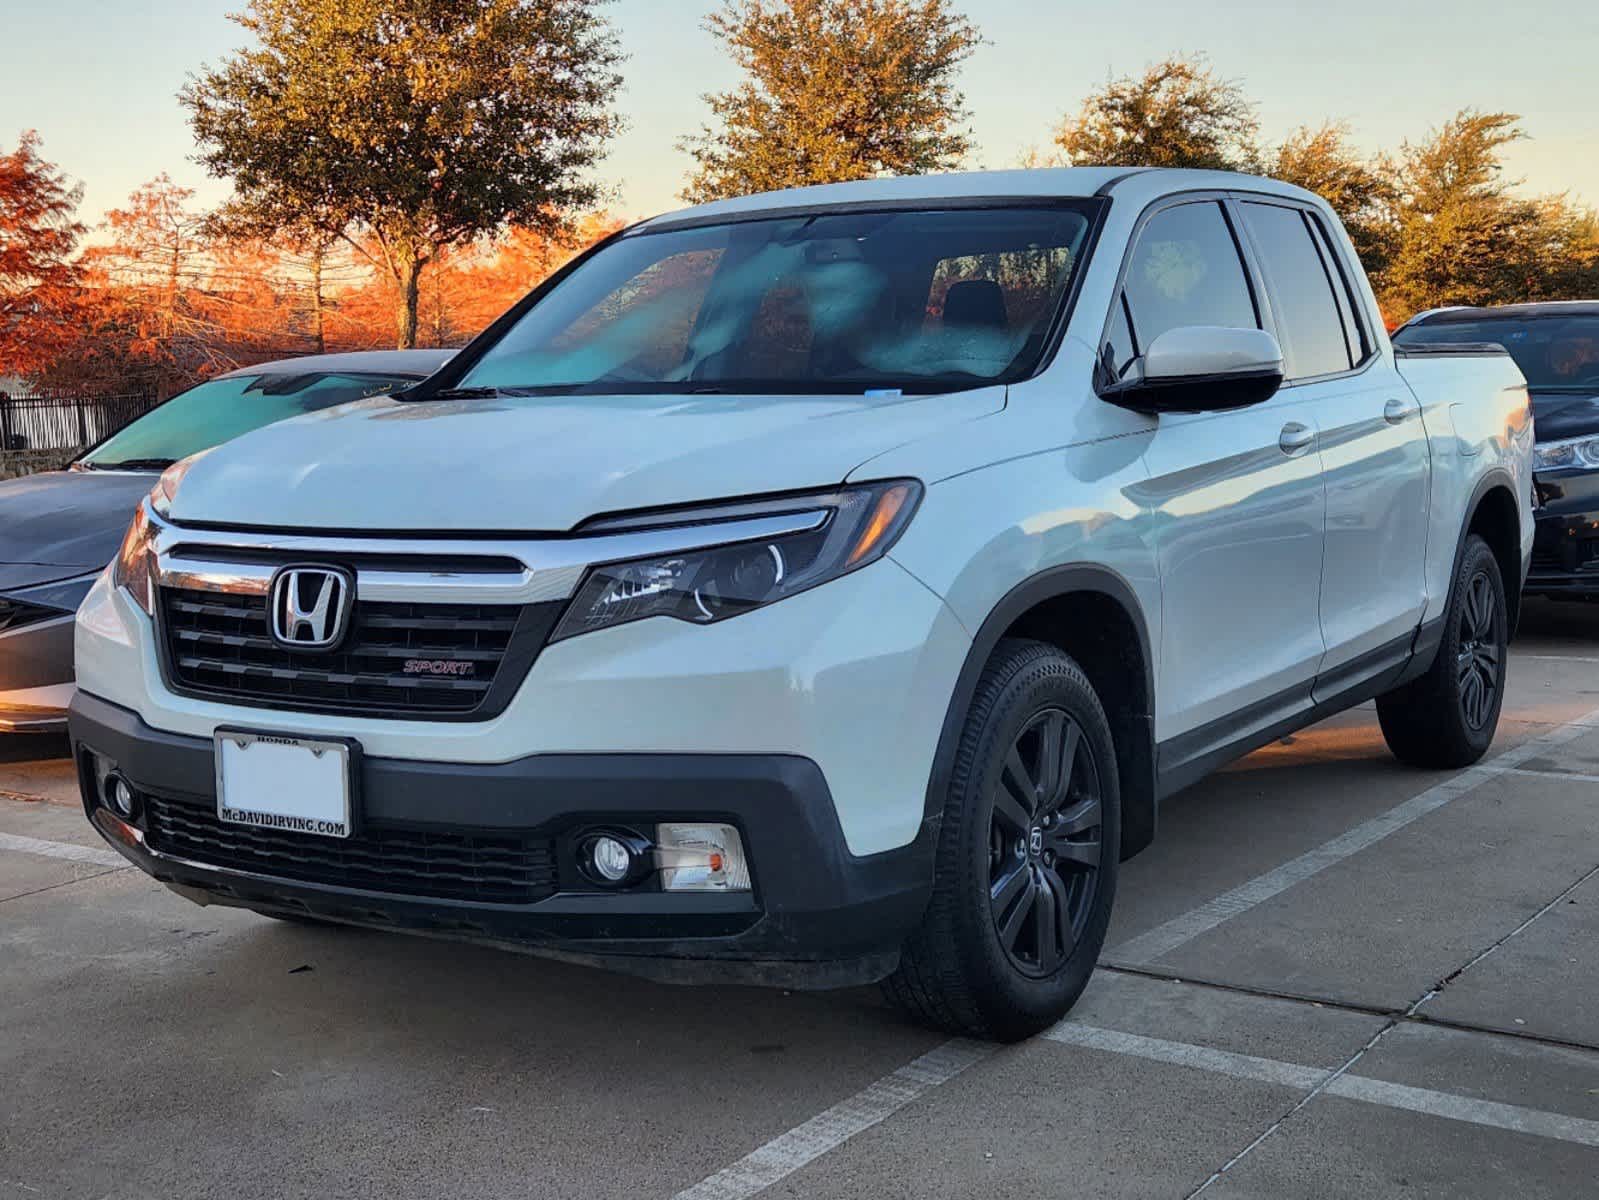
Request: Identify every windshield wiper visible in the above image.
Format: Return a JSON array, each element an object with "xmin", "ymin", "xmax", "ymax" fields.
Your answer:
[{"xmin": 82, "ymin": 457, "xmax": 177, "ymax": 471}]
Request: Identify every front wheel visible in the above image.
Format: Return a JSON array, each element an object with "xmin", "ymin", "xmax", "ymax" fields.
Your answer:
[
  {"xmin": 885, "ymin": 639, "xmax": 1119, "ymax": 1041},
  {"xmin": 1378, "ymin": 534, "xmax": 1508, "ymax": 768}
]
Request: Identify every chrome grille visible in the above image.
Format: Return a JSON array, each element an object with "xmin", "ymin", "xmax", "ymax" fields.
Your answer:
[{"xmin": 159, "ymin": 586, "xmax": 539, "ymax": 717}]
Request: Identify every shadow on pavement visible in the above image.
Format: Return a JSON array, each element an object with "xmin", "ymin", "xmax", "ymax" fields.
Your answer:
[
  {"xmin": 0, "ymin": 730, "xmax": 70, "ymax": 764},
  {"xmin": 1517, "ymin": 596, "xmax": 1599, "ymax": 642}
]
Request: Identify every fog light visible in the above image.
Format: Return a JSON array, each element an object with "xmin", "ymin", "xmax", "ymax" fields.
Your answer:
[
  {"xmin": 105, "ymin": 773, "xmax": 140, "ymax": 819},
  {"xmin": 656, "ymin": 823, "xmax": 751, "ymax": 892},
  {"xmin": 590, "ymin": 835, "xmax": 633, "ymax": 883}
]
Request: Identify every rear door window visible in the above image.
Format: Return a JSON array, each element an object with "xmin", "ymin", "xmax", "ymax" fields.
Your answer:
[{"xmin": 1240, "ymin": 202, "xmax": 1354, "ymax": 379}]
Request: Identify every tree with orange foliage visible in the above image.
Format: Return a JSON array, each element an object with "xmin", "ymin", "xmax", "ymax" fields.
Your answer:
[
  {"xmin": 327, "ymin": 213, "xmax": 626, "ymax": 351},
  {"xmin": 0, "ymin": 131, "xmax": 87, "ymax": 379},
  {"xmin": 65, "ymin": 176, "xmax": 325, "ymax": 394},
  {"xmin": 447, "ymin": 213, "xmax": 626, "ymax": 335},
  {"xmin": 87, "ymin": 174, "xmax": 226, "ymax": 390}
]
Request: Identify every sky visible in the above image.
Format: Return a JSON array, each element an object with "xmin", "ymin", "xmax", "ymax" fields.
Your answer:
[{"xmin": 2, "ymin": 0, "xmax": 1596, "ymax": 229}]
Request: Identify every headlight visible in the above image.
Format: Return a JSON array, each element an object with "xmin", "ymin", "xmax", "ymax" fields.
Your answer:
[
  {"xmin": 110, "ymin": 503, "xmax": 158, "ymax": 616},
  {"xmin": 151, "ymin": 451, "xmax": 208, "ymax": 516},
  {"xmin": 1533, "ymin": 435, "xmax": 1599, "ymax": 473},
  {"xmin": 552, "ymin": 480, "xmax": 921, "ymax": 642}
]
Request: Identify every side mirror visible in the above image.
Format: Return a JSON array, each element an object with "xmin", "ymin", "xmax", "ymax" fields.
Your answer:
[{"xmin": 1101, "ymin": 326, "xmax": 1284, "ymax": 414}]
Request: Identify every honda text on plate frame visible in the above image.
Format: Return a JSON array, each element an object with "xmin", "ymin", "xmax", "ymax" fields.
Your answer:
[{"xmin": 214, "ymin": 730, "xmax": 355, "ymax": 839}]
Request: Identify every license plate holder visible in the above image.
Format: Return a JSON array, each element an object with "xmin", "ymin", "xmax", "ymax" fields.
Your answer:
[{"xmin": 214, "ymin": 729, "xmax": 357, "ymax": 839}]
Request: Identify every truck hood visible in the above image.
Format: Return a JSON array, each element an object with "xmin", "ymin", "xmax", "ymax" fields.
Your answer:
[
  {"xmin": 0, "ymin": 469, "xmax": 155, "ymax": 589},
  {"xmin": 166, "ymin": 387, "xmax": 1006, "ymax": 531},
  {"xmin": 1530, "ymin": 389, "xmax": 1599, "ymax": 442}
]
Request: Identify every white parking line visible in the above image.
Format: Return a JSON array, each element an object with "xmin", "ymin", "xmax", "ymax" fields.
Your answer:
[
  {"xmin": 1111, "ymin": 706, "xmax": 1599, "ymax": 965},
  {"xmin": 0, "ymin": 831, "xmax": 126, "ymax": 870},
  {"xmin": 1493, "ymin": 765, "xmax": 1599, "ymax": 785},
  {"xmin": 1044, "ymin": 1023, "xmax": 1599, "ymax": 1149},
  {"xmin": 1042, "ymin": 1023, "xmax": 1329, "ymax": 1089},
  {"xmin": 671, "ymin": 709, "xmax": 1599, "ymax": 1198},
  {"xmin": 670, "ymin": 1039, "xmax": 996, "ymax": 1200},
  {"xmin": 674, "ymin": 1014, "xmax": 1599, "ymax": 1199},
  {"xmin": 1325, "ymin": 1074, "xmax": 1599, "ymax": 1147}
]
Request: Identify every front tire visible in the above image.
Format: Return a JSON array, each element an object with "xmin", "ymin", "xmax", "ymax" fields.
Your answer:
[
  {"xmin": 885, "ymin": 639, "xmax": 1119, "ymax": 1041},
  {"xmin": 1378, "ymin": 534, "xmax": 1508, "ymax": 768}
]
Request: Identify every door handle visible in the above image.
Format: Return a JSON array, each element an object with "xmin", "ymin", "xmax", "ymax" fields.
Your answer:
[
  {"xmin": 1279, "ymin": 422, "xmax": 1315, "ymax": 455},
  {"xmin": 1384, "ymin": 398, "xmax": 1414, "ymax": 424}
]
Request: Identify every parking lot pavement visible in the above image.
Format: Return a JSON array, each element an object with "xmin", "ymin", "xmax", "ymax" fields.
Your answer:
[
  {"xmin": 0, "ymin": 732, "xmax": 76, "ymax": 805},
  {"xmin": 3, "ymin": 598, "xmax": 1597, "ymax": 1198}
]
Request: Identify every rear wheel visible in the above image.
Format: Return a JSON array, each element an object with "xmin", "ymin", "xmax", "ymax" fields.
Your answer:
[
  {"xmin": 885, "ymin": 639, "xmax": 1119, "ymax": 1041},
  {"xmin": 1378, "ymin": 534, "xmax": 1508, "ymax": 768}
]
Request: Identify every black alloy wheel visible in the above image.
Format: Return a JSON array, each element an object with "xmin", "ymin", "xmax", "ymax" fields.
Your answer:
[
  {"xmin": 1378, "ymin": 533, "xmax": 1508, "ymax": 769},
  {"xmin": 1456, "ymin": 569, "xmax": 1502, "ymax": 731},
  {"xmin": 987, "ymin": 708, "xmax": 1104, "ymax": 978},
  {"xmin": 886, "ymin": 638, "xmax": 1120, "ymax": 1041}
]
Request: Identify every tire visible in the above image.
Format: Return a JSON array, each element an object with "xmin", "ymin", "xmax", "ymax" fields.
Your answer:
[
  {"xmin": 1377, "ymin": 534, "xmax": 1508, "ymax": 768},
  {"xmin": 885, "ymin": 638, "xmax": 1120, "ymax": 1041}
]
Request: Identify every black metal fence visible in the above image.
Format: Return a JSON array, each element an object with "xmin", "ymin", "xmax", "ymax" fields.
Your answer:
[{"xmin": 0, "ymin": 389, "xmax": 160, "ymax": 453}]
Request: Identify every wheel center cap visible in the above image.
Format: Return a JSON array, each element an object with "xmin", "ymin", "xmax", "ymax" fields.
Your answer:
[{"xmin": 1029, "ymin": 827, "xmax": 1044, "ymax": 856}]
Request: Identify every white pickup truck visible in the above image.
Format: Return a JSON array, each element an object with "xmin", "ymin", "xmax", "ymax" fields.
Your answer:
[{"xmin": 72, "ymin": 168, "xmax": 1533, "ymax": 1040}]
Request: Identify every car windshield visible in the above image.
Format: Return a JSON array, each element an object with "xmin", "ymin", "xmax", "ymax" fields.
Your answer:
[
  {"xmin": 79, "ymin": 371, "xmax": 418, "ymax": 469},
  {"xmin": 459, "ymin": 204, "xmax": 1095, "ymax": 396},
  {"xmin": 1395, "ymin": 313, "xmax": 1599, "ymax": 391}
]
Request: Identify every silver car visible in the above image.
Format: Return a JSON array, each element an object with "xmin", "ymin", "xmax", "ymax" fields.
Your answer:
[{"xmin": 0, "ymin": 350, "xmax": 452, "ymax": 733}]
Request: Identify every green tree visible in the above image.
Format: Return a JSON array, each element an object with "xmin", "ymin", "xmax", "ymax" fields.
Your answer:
[
  {"xmin": 1380, "ymin": 110, "xmax": 1599, "ymax": 318},
  {"xmin": 1271, "ymin": 122, "xmax": 1398, "ymax": 275},
  {"xmin": 183, "ymin": 0, "xmax": 623, "ymax": 349},
  {"xmin": 1054, "ymin": 55, "xmax": 1260, "ymax": 171},
  {"xmin": 681, "ymin": 0, "xmax": 982, "ymax": 204}
]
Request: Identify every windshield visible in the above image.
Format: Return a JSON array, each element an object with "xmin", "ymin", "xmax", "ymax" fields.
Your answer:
[
  {"xmin": 80, "ymin": 371, "xmax": 418, "ymax": 469},
  {"xmin": 1395, "ymin": 314, "xmax": 1599, "ymax": 391},
  {"xmin": 459, "ymin": 205, "xmax": 1095, "ymax": 396}
]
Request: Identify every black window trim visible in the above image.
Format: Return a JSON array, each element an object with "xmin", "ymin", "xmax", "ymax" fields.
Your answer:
[
  {"xmin": 1305, "ymin": 208, "xmax": 1374, "ymax": 363},
  {"xmin": 1303, "ymin": 211, "xmax": 1361, "ymax": 369}
]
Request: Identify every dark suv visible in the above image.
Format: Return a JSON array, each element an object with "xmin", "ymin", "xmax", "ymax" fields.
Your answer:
[{"xmin": 1394, "ymin": 302, "xmax": 1599, "ymax": 599}]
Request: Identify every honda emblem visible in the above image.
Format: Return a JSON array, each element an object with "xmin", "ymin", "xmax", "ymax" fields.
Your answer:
[{"xmin": 268, "ymin": 566, "xmax": 354, "ymax": 650}]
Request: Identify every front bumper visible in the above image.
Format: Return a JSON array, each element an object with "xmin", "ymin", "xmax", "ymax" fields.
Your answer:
[
  {"xmin": 1528, "ymin": 470, "xmax": 1599, "ymax": 596},
  {"xmin": 70, "ymin": 691, "xmax": 935, "ymax": 988}
]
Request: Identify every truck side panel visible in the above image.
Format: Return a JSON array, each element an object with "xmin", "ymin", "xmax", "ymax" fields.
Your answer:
[{"xmin": 1396, "ymin": 347, "xmax": 1535, "ymax": 625}]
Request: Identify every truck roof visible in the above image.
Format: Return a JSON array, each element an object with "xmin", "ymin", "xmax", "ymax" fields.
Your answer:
[{"xmin": 637, "ymin": 167, "xmax": 1328, "ymax": 230}]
